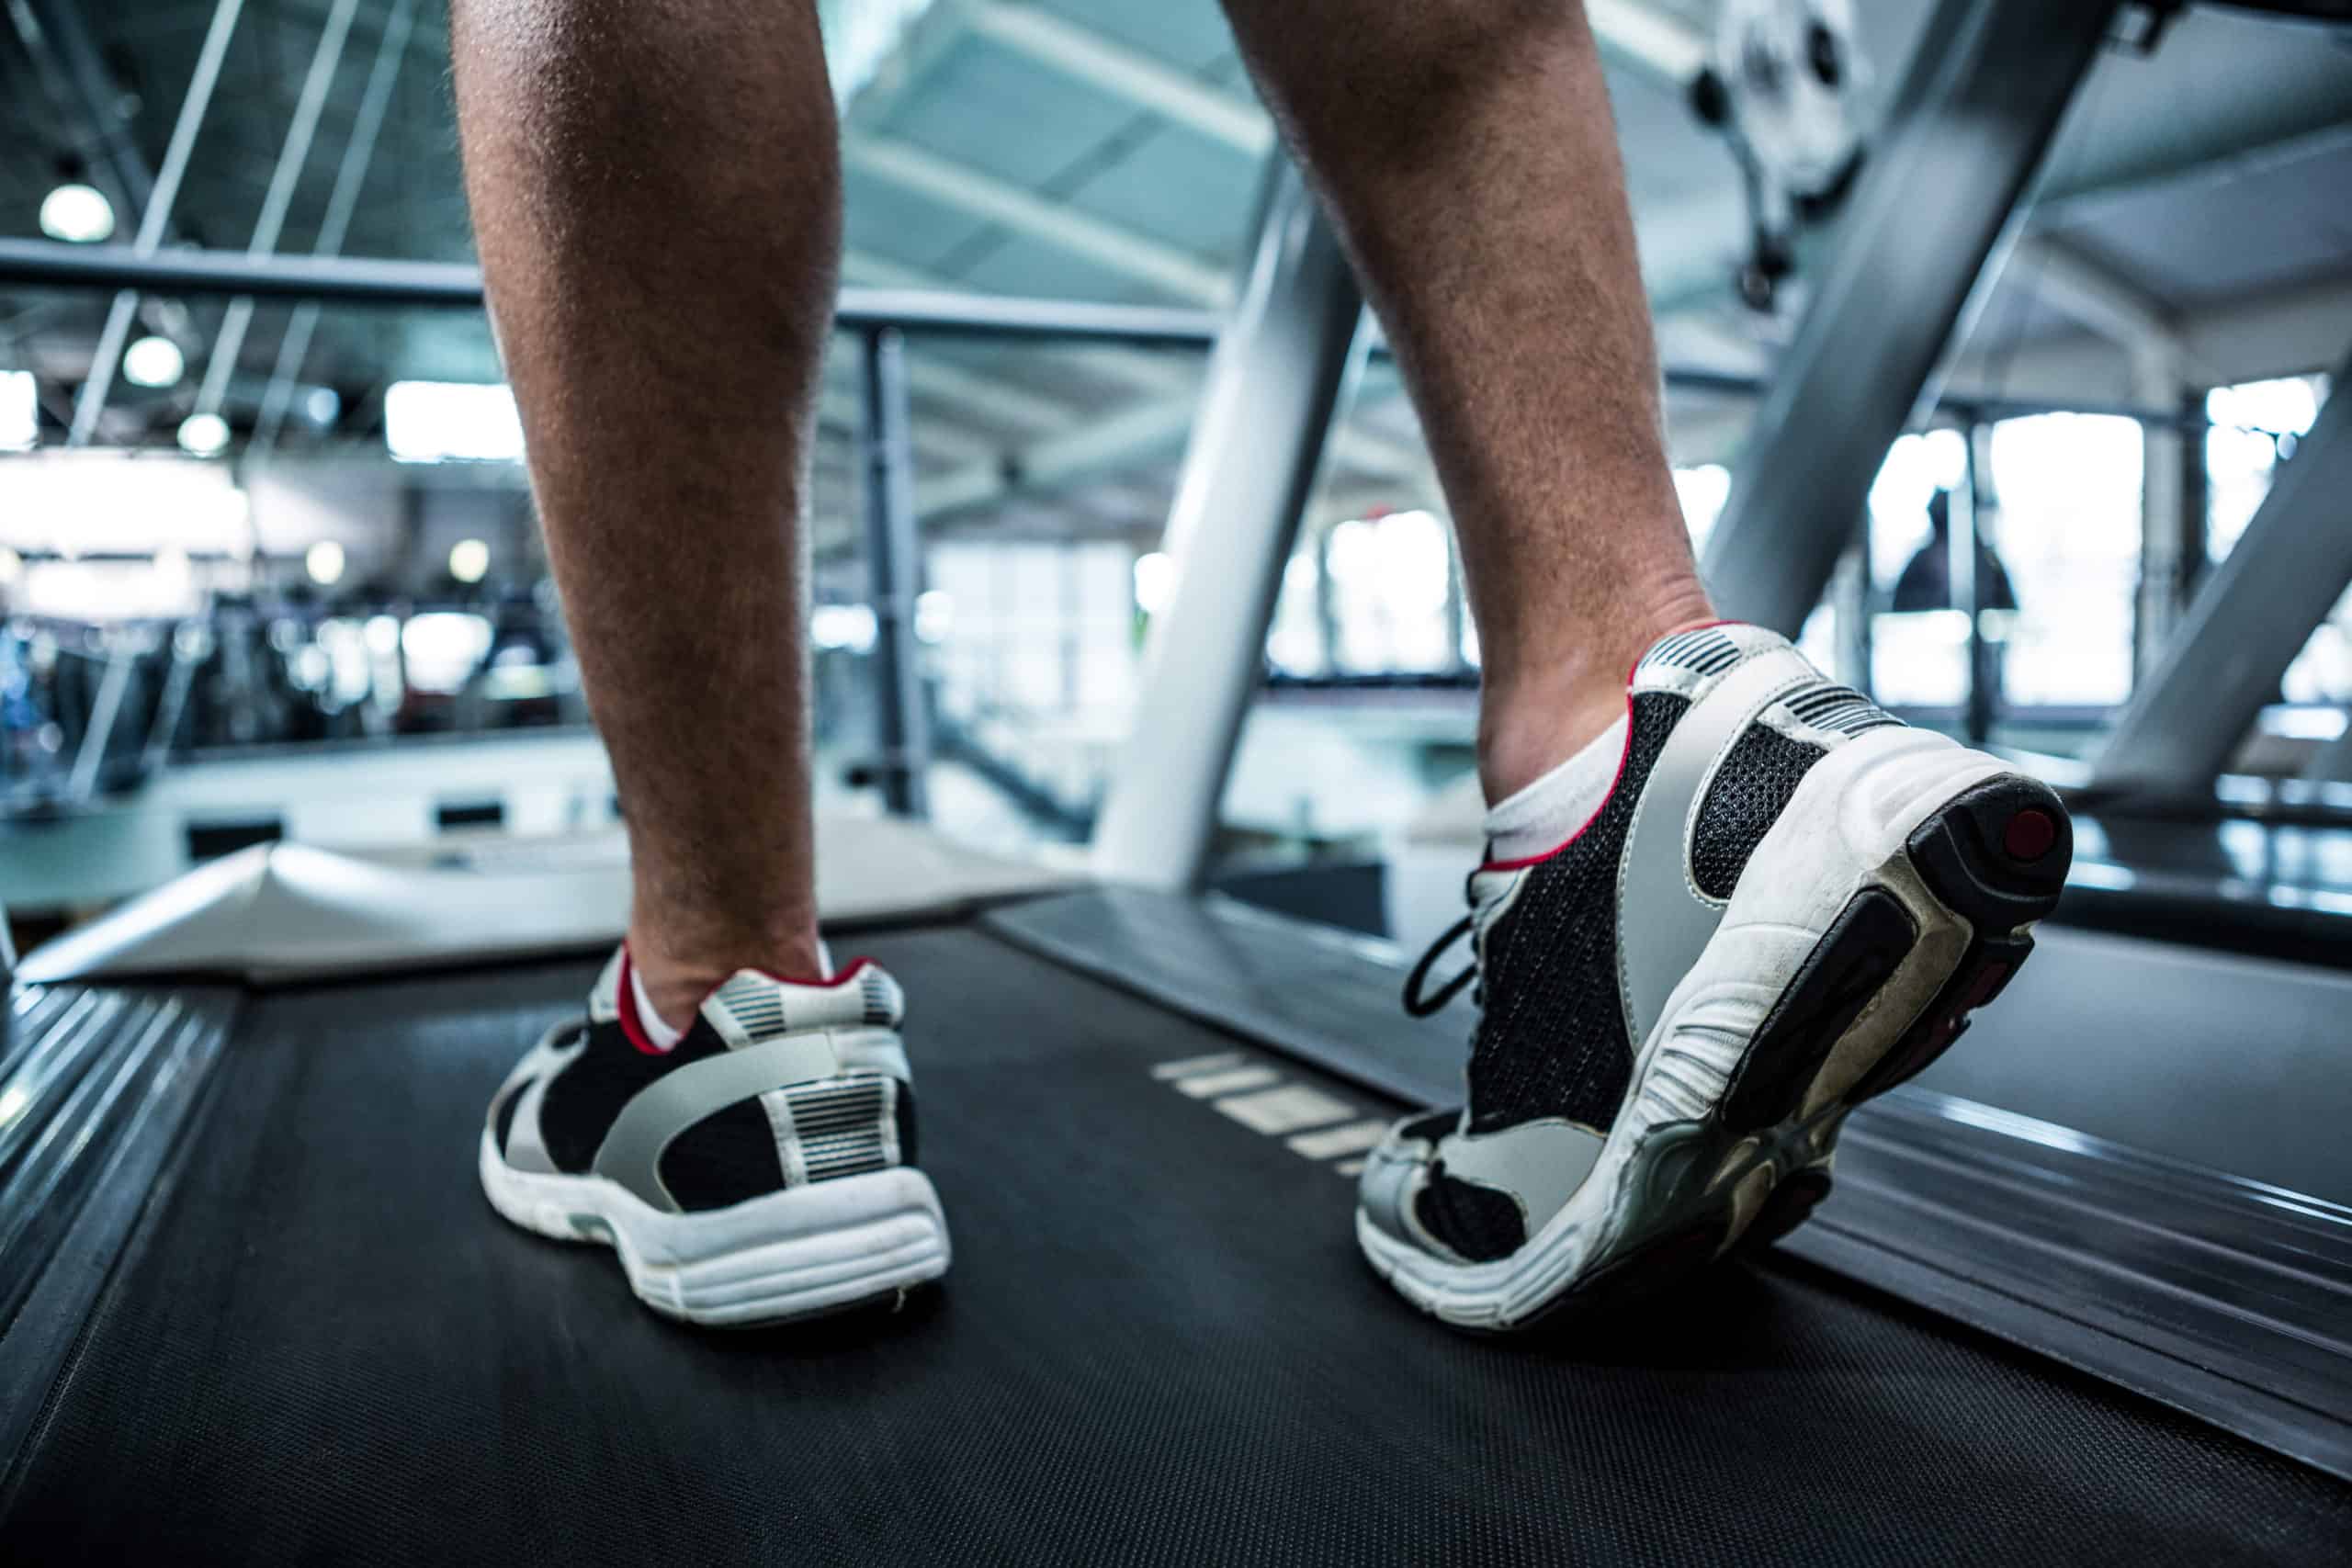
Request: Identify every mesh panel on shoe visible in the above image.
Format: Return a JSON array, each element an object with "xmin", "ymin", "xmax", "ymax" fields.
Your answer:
[
  {"xmin": 662, "ymin": 1101, "xmax": 793, "ymax": 1211},
  {"xmin": 1464, "ymin": 691, "xmax": 1688, "ymax": 1139},
  {"xmin": 1690, "ymin": 725, "xmax": 1829, "ymax": 901},
  {"xmin": 1416, "ymin": 1168, "xmax": 1527, "ymax": 1262},
  {"xmin": 537, "ymin": 1019, "xmax": 786, "ymax": 1209}
]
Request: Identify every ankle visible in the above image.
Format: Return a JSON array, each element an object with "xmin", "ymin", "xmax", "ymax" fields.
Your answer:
[
  {"xmin": 1476, "ymin": 593, "xmax": 1715, "ymax": 802},
  {"xmin": 625, "ymin": 923, "xmax": 827, "ymax": 1035},
  {"xmin": 1478, "ymin": 674, "xmax": 1628, "ymax": 805}
]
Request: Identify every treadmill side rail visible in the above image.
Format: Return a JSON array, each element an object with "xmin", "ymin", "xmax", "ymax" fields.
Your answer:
[{"xmin": 984, "ymin": 887, "xmax": 2352, "ymax": 1483}]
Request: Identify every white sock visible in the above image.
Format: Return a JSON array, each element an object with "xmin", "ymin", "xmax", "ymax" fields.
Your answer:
[
  {"xmin": 1483, "ymin": 715, "xmax": 1628, "ymax": 863},
  {"xmin": 628, "ymin": 961, "xmax": 686, "ymax": 1051},
  {"xmin": 628, "ymin": 942, "xmax": 841, "ymax": 1051}
]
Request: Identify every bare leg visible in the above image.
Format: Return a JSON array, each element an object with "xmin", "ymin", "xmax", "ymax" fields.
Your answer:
[
  {"xmin": 448, "ymin": 0, "xmax": 837, "ymax": 1022},
  {"xmin": 1219, "ymin": 0, "xmax": 1714, "ymax": 799}
]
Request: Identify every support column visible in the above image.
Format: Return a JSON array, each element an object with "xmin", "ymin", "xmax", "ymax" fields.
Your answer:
[
  {"xmin": 1092, "ymin": 159, "xmax": 1365, "ymax": 889},
  {"xmin": 2091, "ymin": 344, "xmax": 2352, "ymax": 801},
  {"xmin": 860, "ymin": 328, "xmax": 931, "ymax": 818},
  {"xmin": 2132, "ymin": 350, "xmax": 2196, "ymax": 682},
  {"xmin": 1961, "ymin": 423, "xmax": 1997, "ymax": 745},
  {"xmin": 1830, "ymin": 521, "xmax": 1872, "ymax": 694},
  {"xmin": 1701, "ymin": 0, "xmax": 2120, "ymax": 634}
]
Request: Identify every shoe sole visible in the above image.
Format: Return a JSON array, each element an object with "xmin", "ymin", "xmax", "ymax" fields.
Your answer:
[
  {"xmin": 479, "ymin": 1132, "xmax": 951, "ymax": 1326},
  {"xmin": 1360, "ymin": 768, "xmax": 2070, "ymax": 1330}
]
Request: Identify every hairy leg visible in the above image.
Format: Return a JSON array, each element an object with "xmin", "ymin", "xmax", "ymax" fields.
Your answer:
[
  {"xmin": 448, "ymin": 0, "xmax": 839, "ymax": 1021},
  {"xmin": 1219, "ymin": 0, "xmax": 1713, "ymax": 798}
]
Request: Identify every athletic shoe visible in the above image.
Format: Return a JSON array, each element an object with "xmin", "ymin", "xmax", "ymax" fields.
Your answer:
[
  {"xmin": 481, "ymin": 946, "xmax": 949, "ymax": 1325},
  {"xmin": 1358, "ymin": 623, "xmax": 2070, "ymax": 1330}
]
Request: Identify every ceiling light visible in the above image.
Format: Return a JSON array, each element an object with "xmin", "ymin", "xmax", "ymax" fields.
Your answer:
[
  {"xmin": 1132, "ymin": 550, "xmax": 1175, "ymax": 615},
  {"xmin": 385, "ymin": 381, "xmax": 523, "ymax": 463},
  {"xmin": 178, "ymin": 412, "xmax": 230, "ymax": 457},
  {"xmin": 123, "ymin": 335, "xmax": 186, "ymax": 389},
  {"xmin": 39, "ymin": 183, "xmax": 115, "ymax": 243},
  {"xmin": 447, "ymin": 537, "xmax": 490, "ymax": 583},
  {"xmin": 306, "ymin": 539, "xmax": 346, "ymax": 586}
]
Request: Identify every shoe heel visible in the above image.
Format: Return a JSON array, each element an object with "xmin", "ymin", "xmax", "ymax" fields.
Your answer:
[{"xmin": 1846, "ymin": 774, "xmax": 2073, "ymax": 1101}]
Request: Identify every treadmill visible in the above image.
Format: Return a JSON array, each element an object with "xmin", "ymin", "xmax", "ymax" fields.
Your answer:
[{"xmin": 3, "ymin": 825, "xmax": 2348, "ymax": 1562}]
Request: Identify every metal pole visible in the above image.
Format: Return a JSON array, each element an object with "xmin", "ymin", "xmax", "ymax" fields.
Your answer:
[
  {"xmin": 67, "ymin": 638, "xmax": 137, "ymax": 801},
  {"xmin": 141, "ymin": 626, "xmax": 201, "ymax": 776},
  {"xmin": 1092, "ymin": 158, "xmax": 1366, "ymax": 889},
  {"xmin": 860, "ymin": 328, "xmax": 930, "ymax": 818},
  {"xmin": 1830, "ymin": 522, "xmax": 1871, "ymax": 694},
  {"xmin": 253, "ymin": 0, "xmax": 419, "ymax": 455},
  {"xmin": 2132, "ymin": 357, "xmax": 2194, "ymax": 682},
  {"xmin": 194, "ymin": 0, "xmax": 360, "ymax": 422},
  {"xmin": 66, "ymin": 0, "xmax": 245, "ymax": 447},
  {"xmin": 1701, "ymin": 0, "xmax": 2121, "ymax": 633},
  {"xmin": 1960, "ymin": 423, "xmax": 1996, "ymax": 745},
  {"xmin": 2091, "ymin": 342, "xmax": 2352, "ymax": 802}
]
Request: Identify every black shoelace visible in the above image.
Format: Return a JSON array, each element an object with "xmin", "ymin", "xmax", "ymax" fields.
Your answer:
[{"xmin": 1401, "ymin": 871, "xmax": 1483, "ymax": 1019}]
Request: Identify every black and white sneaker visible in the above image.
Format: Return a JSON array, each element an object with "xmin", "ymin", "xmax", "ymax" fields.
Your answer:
[
  {"xmin": 481, "ymin": 947, "xmax": 949, "ymax": 1325},
  {"xmin": 1359, "ymin": 624, "xmax": 2070, "ymax": 1330}
]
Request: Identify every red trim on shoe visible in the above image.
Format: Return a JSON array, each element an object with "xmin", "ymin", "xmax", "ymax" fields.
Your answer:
[
  {"xmin": 1475, "ymin": 620, "xmax": 1744, "ymax": 873},
  {"xmin": 615, "ymin": 945, "xmax": 667, "ymax": 1057},
  {"xmin": 1480, "ymin": 690, "xmax": 1635, "ymax": 872},
  {"xmin": 617, "ymin": 950, "xmax": 877, "ymax": 1055}
]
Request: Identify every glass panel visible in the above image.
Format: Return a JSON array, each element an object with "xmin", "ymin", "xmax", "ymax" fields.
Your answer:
[
  {"xmin": 897, "ymin": 336, "xmax": 1206, "ymax": 858},
  {"xmin": 1984, "ymin": 412, "xmax": 2141, "ymax": 711},
  {"xmin": 2205, "ymin": 374, "xmax": 2328, "ymax": 566},
  {"xmin": 2203, "ymin": 376, "xmax": 2345, "ymax": 709},
  {"xmin": 1868, "ymin": 429, "xmax": 1971, "ymax": 709}
]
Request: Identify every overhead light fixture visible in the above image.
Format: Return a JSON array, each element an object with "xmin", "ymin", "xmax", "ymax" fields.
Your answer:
[
  {"xmin": 810, "ymin": 604, "xmax": 878, "ymax": 653},
  {"xmin": 123, "ymin": 335, "xmax": 186, "ymax": 389},
  {"xmin": 0, "ymin": 370, "xmax": 35, "ymax": 451},
  {"xmin": 305, "ymin": 539, "xmax": 346, "ymax": 586},
  {"xmin": 385, "ymin": 381, "xmax": 524, "ymax": 463},
  {"xmin": 39, "ymin": 183, "xmax": 115, "ymax": 243},
  {"xmin": 1132, "ymin": 550, "xmax": 1175, "ymax": 615},
  {"xmin": 177, "ymin": 412, "xmax": 231, "ymax": 457},
  {"xmin": 447, "ymin": 538, "xmax": 490, "ymax": 584}
]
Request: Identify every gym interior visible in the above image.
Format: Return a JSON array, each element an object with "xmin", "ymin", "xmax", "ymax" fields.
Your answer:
[{"xmin": 2, "ymin": 0, "xmax": 2350, "ymax": 1560}]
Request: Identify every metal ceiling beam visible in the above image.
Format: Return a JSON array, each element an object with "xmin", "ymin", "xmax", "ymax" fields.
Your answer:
[
  {"xmin": 15, "ymin": 0, "xmax": 158, "ymax": 218},
  {"xmin": 252, "ymin": 0, "xmax": 417, "ymax": 455},
  {"xmin": 1701, "ymin": 0, "xmax": 2120, "ymax": 635},
  {"xmin": 65, "ymin": 0, "xmax": 246, "ymax": 446},
  {"xmin": 917, "ymin": 392, "xmax": 1196, "ymax": 519},
  {"xmin": 842, "ymin": 133, "xmax": 1232, "ymax": 306},
  {"xmin": 2088, "ymin": 343, "xmax": 2352, "ymax": 803},
  {"xmin": 895, "ymin": 352, "xmax": 1088, "ymax": 434},
  {"xmin": 956, "ymin": 2, "xmax": 1273, "ymax": 156},
  {"xmin": 194, "ymin": 0, "xmax": 360, "ymax": 420},
  {"xmin": 2009, "ymin": 234, "xmax": 2188, "ymax": 364},
  {"xmin": 1584, "ymin": 0, "xmax": 1709, "ymax": 86}
]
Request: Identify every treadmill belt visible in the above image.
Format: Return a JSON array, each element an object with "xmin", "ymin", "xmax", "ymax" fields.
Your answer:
[{"xmin": 7, "ymin": 923, "xmax": 2348, "ymax": 1562}]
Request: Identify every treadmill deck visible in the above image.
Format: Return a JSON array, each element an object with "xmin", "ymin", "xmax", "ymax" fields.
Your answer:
[{"xmin": 6, "ymin": 922, "xmax": 2348, "ymax": 1562}]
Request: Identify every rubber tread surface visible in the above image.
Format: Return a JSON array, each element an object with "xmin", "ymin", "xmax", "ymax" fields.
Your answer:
[{"xmin": 6, "ymin": 929, "xmax": 2348, "ymax": 1563}]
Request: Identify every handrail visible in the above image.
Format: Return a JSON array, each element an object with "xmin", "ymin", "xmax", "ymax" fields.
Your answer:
[{"xmin": 0, "ymin": 238, "xmax": 1224, "ymax": 348}]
